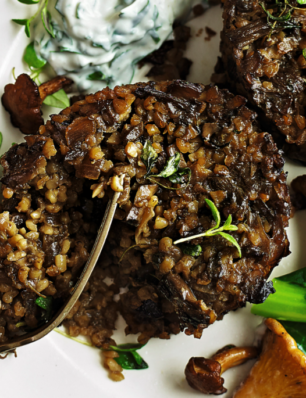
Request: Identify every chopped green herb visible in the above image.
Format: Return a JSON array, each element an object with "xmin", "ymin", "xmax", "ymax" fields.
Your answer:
[
  {"xmin": 57, "ymin": 46, "xmax": 81, "ymax": 54},
  {"xmin": 0, "ymin": 132, "xmax": 3, "ymax": 150},
  {"xmin": 303, "ymin": 49, "xmax": 306, "ymax": 60},
  {"xmin": 141, "ymin": 140, "xmax": 158, "ymax": 178},
  {"xmin": 43, "ymin": 89, "xmax": 70, "ymax": 109},
  {"xmin": 143, "ymin": 150, "xmax": 191, "ymax": 189},
  {"xmin": 132, "ymin": 0, "xmax": 150, "ymax": 27},
  {"xmin": 35, "ymin": 296, "xmax": 53, "ymax": 322},
  {"xmin": 150, "ymin": 152, "xmax": 180, "ymax": 179},
  {"xmin": 41, "ymin": 3, "xmax": 55, "ymax": 38},
  {"xmin": 174, "ymin": 199, "xmax": 241, "ymax": 257},
  {"xmin": 259, "ymin": 3, "xmax": 292, "ymax": 21},
  {"xmin": 87, "ymin": 71, "xmax": 106, "ymax": 81},
  {"xmin": 168, "ymin": 167, "xmax": 191, "ymax": 185},
  {"xmin": 179, "ymin": 243, "xmax": 202, "ymax": 257},
  {"xmin": 24, "ymin": 42, "xmax": 47, "ymax": 69},
  {"xmin": 76, "ymin": 2, "xmax": 81, "ymax": 19},
  {"xmin": 17, "ymin": 0, "xmax": 40, "ymax": 3},
  {"xmin": 11, "ymin": 142, "xmax": 17, "ymax": 146}
]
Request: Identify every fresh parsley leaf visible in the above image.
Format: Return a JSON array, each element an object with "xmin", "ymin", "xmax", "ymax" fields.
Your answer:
[
  {"xmin": 217, "ymin": 232, "xmax": 242, "ymax": 258},
  {"xmin": 24, "ymin": 42, "xmax": 47, "ymax": 69},
  {"xmin": 141, "ymin": 140, "xmax": 158, "ymax": 177},
  {"xmin": 0, "ymin": 132, "xmax": 3, "ymax": 150},
  {"xmin": 12, "ymin": 19, "xmax": 31, "ymax": 37},
  {"xmin": 205, "ymin": 199, "xmax": 221, "ymax": 229},
  {"xmin": 87, "ymin": 71, "xmax": 106, "ymax": 81},
  {"xmin": 41, "ymin": 5, "xmax": 55, "ymax": 38},
  {"xmin": 43, "ymin": 89, "xmax": 70, "ymax": 109},
  {"xmin": 115, "ymin": 351, "xmax": 148, "ymax": 370},
  {"xmin": 179, "ymin": 243, "xmax": 202, "ymax": 257},
  {"xmin": 151, "ymin": 152, "xmax": 180, "ymax": 178},
  {"xmin": 17, "ymin": 0, "xmax": 39, "ymax": 3},
  {"xmin": 303, "ymin": 49, "xmax": 306, "ymax": 60}
]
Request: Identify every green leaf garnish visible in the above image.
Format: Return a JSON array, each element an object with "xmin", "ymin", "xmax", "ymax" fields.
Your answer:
[
  {"xmin": 179, "ymin": 243, "xmax": 202, "ymax": 257},
  {"xmin": 0, "ymin": 132, "xmax": 3, "ymax": 150},
  {"xmin": 54, "ymin": 331, "xmax": 149, "ymax": 370},
  {"xmin": 12, "ymin": 19, "xmax": 31, "ymax": 37},
  {"xmin": 168, "ymin": 167, "xmax": 191, "ymax": 185},
  {"xmin": 114, "ymin": 351, "xmax": 149, "ymax": 370},
  {"xmin": 35, "ymin": 296, "xmax": 53, "ymax": 322},
  {"xmin": 142, "ymin": 149, "xmax": 192, "ymax": 189},
  {"xmin": 151, "ymin": 152, "xmax": 180, "ymax": 179},
  {"xmin": 24, "ymin": 42, "xmax": 47, "ymax": 69},
  {"xmin": 109, "ymin": 343, "xmax": 146, "ymax": 352},
  {"xmin": 173, "ymin": 199, "xmax": 241, "ymax": 257},
  {"xmin": 17, "ymin": 0, "xmax": 39, "ymax": 4},
  {"xmin": 108, "ymin": 343, "xmax": 148, "ymax": 370},
  {"xmin": 141, "ymin": 140, "xmax": 158, "ymax": 178},
  {"xmin": 303, "ymin": 49, "xmax": 306, "ymax": 60},
  {"xmin": 41, "ymin": 4, "xmax": 55, "ymax": 38},
  {"xmin": 297, "ymin": 0, "xmax": 306, "ymax": 4},
  {"xmin": 43, "ymin": 89, "xmax": 70, "ymax": 109}
]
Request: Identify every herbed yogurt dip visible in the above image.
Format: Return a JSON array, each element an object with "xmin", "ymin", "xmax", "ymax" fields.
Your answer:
[{"xmin": 33, "ymin": 0, "xmax": 203, "ymax": 92}]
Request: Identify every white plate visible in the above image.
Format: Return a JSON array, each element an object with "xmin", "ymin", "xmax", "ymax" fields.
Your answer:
[{"xmin": 0, "ymin": 2, "xmax": 305, "ymax": 397}]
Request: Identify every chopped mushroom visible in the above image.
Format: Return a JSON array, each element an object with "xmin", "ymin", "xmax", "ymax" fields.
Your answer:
[
  {"xmin": 233, "ymin": 318, "xmax": 306, "ymax": 398},
  {"xmin": 185, "ymin": 345, "xmax": 259, "ymax": 395},
  {"xmin": 2, "ymin": 74, "xmax": 73, "ymax": 135}
]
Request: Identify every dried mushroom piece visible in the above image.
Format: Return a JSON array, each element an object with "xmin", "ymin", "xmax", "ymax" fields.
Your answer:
[
  {"xmin": 185, "ymin": 345, "xmax": 258, "ymax": 395},
  {"xmin": 2, "ymin": 74, "xmax": 72, "ymax": 135},
  {"xmin": 233, "ymin": 318, "xmax": 306, "ymax": 398}
]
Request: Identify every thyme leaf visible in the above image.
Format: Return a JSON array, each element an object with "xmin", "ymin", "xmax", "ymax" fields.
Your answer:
[
  {"xmin": 173, "ymin": 199, "xmax": 241, "ymax": 257},
  {"xmin": 141, "ymin": 140, "xmax": 158, "ymax": 178}
]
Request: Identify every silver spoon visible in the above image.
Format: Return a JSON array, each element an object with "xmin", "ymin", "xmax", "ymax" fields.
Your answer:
[{"xmin": 0, "ymin": 190, "xmax": 120, "ymax": 354}]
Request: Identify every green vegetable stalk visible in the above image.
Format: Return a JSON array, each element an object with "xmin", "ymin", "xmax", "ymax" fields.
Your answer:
[{"xmin": 251, "ymin": 267, "xmax": 306, "ymax": 323}]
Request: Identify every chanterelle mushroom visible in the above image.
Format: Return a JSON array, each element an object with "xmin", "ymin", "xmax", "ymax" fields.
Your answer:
[
  {"xmin": 233, "ymin": 318, "xmax": 306, "ymax": 397},
  {"xmin": 185, "ymin": 345, "xmax": 259, "ymax": 395},
  {"xmin": 2, "ymin": 74, "xmax": 72, "ymax": 135}
]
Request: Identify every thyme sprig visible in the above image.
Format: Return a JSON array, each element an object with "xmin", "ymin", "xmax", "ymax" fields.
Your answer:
[
  {"xmin": 259, "ymin": 0, "xmax": 303, "ymax": 38},
  {"xmin": 173, "ymin": 199, "xmax": 242, "ymax": 258}
]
